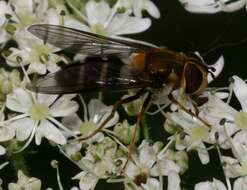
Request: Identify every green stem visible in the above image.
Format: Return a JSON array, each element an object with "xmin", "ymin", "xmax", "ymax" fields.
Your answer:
[
  {"xmin": 8, "ymin": 151, "xmax": 29, "ymax": 176},
  {"xmin": 98, "ymin": 92, "xmax": 103, "ymax": 101},
  {"xmin": 141, "ymin": 115, "xmax": 150, "ymax": 139}
]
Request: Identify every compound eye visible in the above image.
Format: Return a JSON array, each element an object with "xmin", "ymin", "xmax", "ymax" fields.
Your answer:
[{"xmin": 184, "ymin": 63, "xmax": 203, "ymax": 94}]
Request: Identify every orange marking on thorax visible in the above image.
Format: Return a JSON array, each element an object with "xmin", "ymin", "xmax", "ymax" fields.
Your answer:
[{"xmin": 132, "ymin": 53, "xmax": 146, "ymax": 71}]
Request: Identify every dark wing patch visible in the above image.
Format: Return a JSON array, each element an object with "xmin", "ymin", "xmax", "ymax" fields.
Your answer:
[
  {"xmin": 27, "ymin": 60, "xmax": 152, "ymax": 94},
  {"xmin": 28, "ymin": 24, "xmax": 156, "ymax": 57}
]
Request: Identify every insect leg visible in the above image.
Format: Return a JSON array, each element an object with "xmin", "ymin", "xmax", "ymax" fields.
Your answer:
[
  {"xmin": 168, "ymin": 94, "xmax": 211, "ymax": 128},
  {"xmin": 79, "ymin": 88, "xmax": 147, "ymax": 141},
  {"xmin": 122, "ymin": 91, "xmax": 152, "ymax": 172}
]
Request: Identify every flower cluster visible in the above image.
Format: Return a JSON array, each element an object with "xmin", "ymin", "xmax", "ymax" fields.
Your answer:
[
  {"xmin": 161, "ymin": 75, "xmax": 247, "ymax": 190},
  {"xmin": 178, "ymin": 0, "xmax": 247, "ymax": 13},
  {"xmin": 0, "ymin": 0, "xmax": 246, "ymax": 190}
]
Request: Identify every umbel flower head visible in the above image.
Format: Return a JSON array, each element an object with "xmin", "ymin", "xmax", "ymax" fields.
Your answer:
[
  {"xmin": 64, "ymin": 0, "xmax": 158, "ymax": 36},
  {"xmin": 1, "ymin": 88, "xmax": 78, "ymax": 151},
  {"xmin": 8, "ymin": 170, "xmax": 41, "ymax": 190}
]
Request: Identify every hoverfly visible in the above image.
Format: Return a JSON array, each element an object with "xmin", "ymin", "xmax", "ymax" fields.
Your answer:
[{"xmin": 27, "ymin": 24, "xmax": 212, "ymax": 169}]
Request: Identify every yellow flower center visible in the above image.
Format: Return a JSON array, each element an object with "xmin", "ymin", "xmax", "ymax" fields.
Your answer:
[
  {"xmin": 30, "ymin": 44, "xmax": 51, "ymax": 63},
  {"xmin": 29, "ymin": 103, "xmax": 50, "ymax": 121},
  {"xmin": 79, "ymin": 121, "xmax": 97, "ymax": 137},
  {"xmin": 91, "ymin": 24, "xmax": 107, "ymax": 35},
  {"xmin": 186, "ymin": 125, "xmax": 209, "ymax": 142},
  {"xmin": 234, "ymin": 111, "xmax": 247, "ymax": 130},
  {"xmin": 240, "ymin": 161, "xmax": 247, "ymax": 175}
]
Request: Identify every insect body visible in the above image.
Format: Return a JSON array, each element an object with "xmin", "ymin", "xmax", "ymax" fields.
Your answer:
[
  {"xmin": 27, "ymin": 24, "xmax": 209, "ymax": 96},
  {"xmin": 27, "ymin": 24, "xmax": 211, "ymax": 170}
]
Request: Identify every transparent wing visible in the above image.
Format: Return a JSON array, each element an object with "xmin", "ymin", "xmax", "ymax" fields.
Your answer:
[
  {"xmin": 27, "ymin": 59, "xmax": 152, "ymax": 94},
  {"xmin": 28, "ymin": 24, "xmax": 157, "ymax": 57}
]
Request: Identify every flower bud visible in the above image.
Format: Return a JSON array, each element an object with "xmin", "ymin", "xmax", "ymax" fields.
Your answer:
[
  {"xmin": 174, "ymin": 150, "xmax": 189, "ymax": 174},
  {"xmin": 113, "ymin": 120, "xmax": 140, "ymax": 145}
]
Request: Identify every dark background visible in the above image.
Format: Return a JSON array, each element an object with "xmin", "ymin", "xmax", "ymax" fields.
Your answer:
[{"xmin": 1, "ymin": 0, "xmax": 247, "ymax": 189}]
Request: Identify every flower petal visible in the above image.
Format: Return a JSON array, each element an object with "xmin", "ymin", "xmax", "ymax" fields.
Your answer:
[
  {"xmin": 179, "ymin": 0, "xmax": 245, "ymax": 13},
  {"xmin": 208, "ymin": 56, "xmax": 224, "ymax": 83},
  {"xmin": 233, "ymin": 176, "xmax": 247, "ymax": 190},
  {"xmin": 36, "ymin": 93, "xmax": 58, "ymax": 107},
  {"xmin": 202, "ymin": 95, "xmax": 238, "ymax": 122},
  {"xmin": 50, "ymin": 96, "xmax": 78, "ymax": 117},
  {"xmin": 6, "ymin": 88, "xmax": 33, "ymax": 113},
  {"xmin": 197, "ymin": 142, "xmax": 210, "ymax": 164},
  {"xmin": 108, "ymin": 15, "xmax": 151, "ymax": 35},
  {"xmin": 8, "ymin": 117, "xmax": 35, "ymax": 141},
  {"xmin": 0, "ymin": 125, "xmax": 15, "ymax": 142},
  {"xmin": 74, "ymin": 171, "xmax": 98, "ymax": 190},
  {"xmin": 139, "ymin": 142, "xmax": 156, "ymax": 167},
  {"xmin": 62, "ymin": 113, "xmax": 82, "ymax": 131},
  {"xmin": 88, "ymin": 99, "xmax": 106, "ymax": 119},
  {"xmin": 0, "ymin": 145, "xmax": 6, "ymax": 155},
  {"xmin": 64, "ymin": 19, "xmax": 90, "ymax": 32},
  {"xmin": 36, "ymin": 0, "xmax": 48, "ymax": 17},
  {"xmin": 232, "ymin": 131, "xmax": 247, "ymax": 161},
  {"xmin": 47, "ymin": 8, "xmax": 60, "ymax": 25},
  {"xmin": 151, "ymin": 160, "xmax": 180, "ymax": 176},
  {"xmin": 194, "ymin": 178, "xmax": 227, "ymax": 190},
  {"xmin": 36, "ymin": 119, "xmax": 66, "ymax": 145},
  {"xmin": 86, "ymin": 0, "xmax": 110, "ymax": 26},
  {"xmin": 125, "ymin": 161, "xmax": 137, "ymax": 178},
  {"xmin": 27, "ymin": 62, "xmax": 47, "ymax": 74},
  {"xmin": 168, "ymin": 172, "xmax": 181, "ymax": 190},
  {"xmin": 88, "ymin": 99, "xmax": 119, "ymax": 128},
  {"xmin": 144, "ymin": 0, "xmax": 161, "ymax": 19},
  {"xmin": 11, "ymin": 0, "xmax": 33, "ymax": 15},
  {"xmin": 141, "ymin": 178, "xmax": 160, "ymax": 190},
  {"xmin": 233, "ymin": 76, "xmax": 247, "ymax": 112}
]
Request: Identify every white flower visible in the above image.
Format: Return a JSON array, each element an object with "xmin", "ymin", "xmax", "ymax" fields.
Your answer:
[
  {"xmin": 131, "ymin": 0, "xmax": 160, "ymax": 19},
  {"xmin": 207, "ymin": 56, "xmax": 225, "ymax": 83},
  {"xmin": 63, "ymin": 98, "xmax": 119, "ymax": 142},
  {"xmin": 3, "ymin": 88, "xmax": 78, "ymax": 149},
  {"xmin": 165, "ymin": 110, "xmax": 211, "ymax": 164},
  {"xmin": 179, "ymin": 0, "xmax": 246, "ymax": 13},
  {"xmin": 10, "ymin": 0, "xmax": 58, "ymax": 28},
  {"xmin": 63, "ymin": 99, "xmax": 119, "ymax": 189},
  {"xmin": 0, "ymin": 1, "xmax": 13, "ymax": 28},
  {"xmin": 0, "ymin": 146, "xmax": 6, "ymax": 156},
  {"xmin": 65, "ymin": 0, "xmax": 151, "ymax": 36},
  {"xmin": 195, "ymin": 177, "xmax": 247, "ymax": 190},
  {"xmin": 72, "ymin": 171, "xmax": 98, "ymax": 190},
  {"xmin": 116, "ymin": 0, "xmax": 160, "ymax": 19},
  {"xmin": 232, "ymin": 131, "xmax": 247, "ymax": 161},
  {"xmin": 4, "ymin": 0, "xmax": 66, "ymax": 74},
  {"xmin": 8, "ymin": 170, "xmax": 41, "ymax": 190},
  {"xmin": 221, "ymin": 156, "xmax": 247, "ymax": 178},
  {"xmin": 0, "ymin": 68, "xmax": 22, "ymax": 97},
  {"xmin": 140, "ymin": 178, "xmax": 160, "ymax": 190},
  {"xmin": 222, "ymin": 132, "xmax": 247, "ymax": 177},
  {"xmin": 199, "ymin": 92, "xmax": 239, "ymax": 149},
  {"xmin": 125, "ymin": 140, "xmax": 181, "ymax": 190},
  {"xmin": 194, "ymin": 178, "xmax": 227, "ymax": 190},
  {"xmin": 71, "ymin": 137, "xmax": 119, "ymax": 190},
  {"xmin": 0, "ymin": 106, "xmax": 15, "ymax": 155},
  {"xmin": 232, "ymin": 76, "xmax": 247, "ymax": 113},
  {"xmin": 203, "ymin": 76, "xmax": 247, "ymax": 155},
  {"xmin": 199, "ymin": 76, "xmax": 247, "ymax": 181},
  {"xmin": 233, "ymin": 176, "xmax": 247, "ymax": 190},
  {"xmin": 0, "ymin": 1, "xmax": 13, "ymax": 44},
  {"xmin": 6, "ymin": 39, "xmax": 62, "ymax": 74}
]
